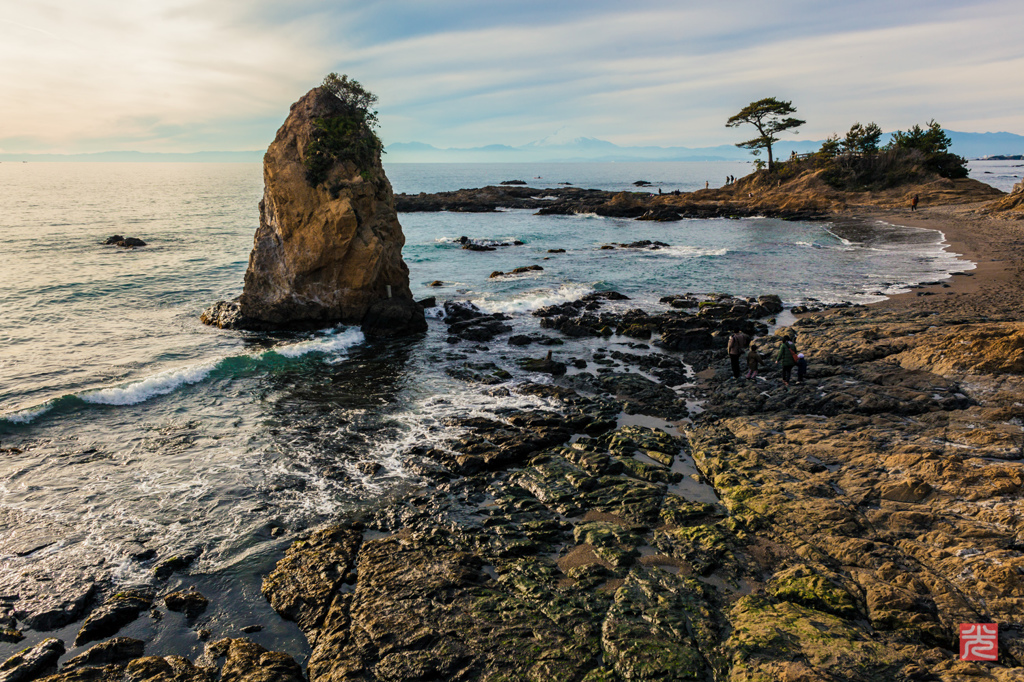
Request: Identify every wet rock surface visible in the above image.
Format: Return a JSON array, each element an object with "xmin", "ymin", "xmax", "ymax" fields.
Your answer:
[
  {"xmin": 0, "ymin": 638, "xmax": 64, "ymax": 682},
  {"xmin": 73, "ymin": 590, "xmax": 153, "ymax": 647},
  {"xmin": 249, "ymin": 292, "xmax": 1023, "ymax": 680},
  {"xmin": 29, "ymin": 637, "xmax": 304, "ymax": 682}
]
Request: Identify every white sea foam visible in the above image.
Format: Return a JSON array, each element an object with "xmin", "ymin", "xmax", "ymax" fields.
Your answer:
[
  {"xmin": 1, "ymin": 401, "xmax": 57, "ymax": 424},
  {"xmin": 81, "ymin": 359, "xmax": 221, "ymax": 406},
  {"xmin": 273, "ymin": 328, "xmax": 365, "ymax": 359},
  {"xmin": 5, "ymin": 328, "xmax": 365, "ymax": 419},
  {"xmin": 657, "ymin": 245, "xmax": 729, "ymax": 258},
  {"xmin": 474, "ymin": 283, "xmax": 595, "ymax": 314}
]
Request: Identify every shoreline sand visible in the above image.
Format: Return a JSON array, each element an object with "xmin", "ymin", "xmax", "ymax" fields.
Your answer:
[{"xmin": 853, "ymin": 204, "xmax": 1022, "ymax": 317}]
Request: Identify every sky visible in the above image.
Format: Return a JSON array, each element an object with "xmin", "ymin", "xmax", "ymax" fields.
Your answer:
[{"xmin": 2, "ymin": 1, "xmax": 1022, "ymax": 154}]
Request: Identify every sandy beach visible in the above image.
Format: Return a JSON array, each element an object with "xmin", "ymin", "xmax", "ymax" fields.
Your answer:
[{"xmin": 856, "ymin": 204, "xmax": 1023, "ymax": 319}]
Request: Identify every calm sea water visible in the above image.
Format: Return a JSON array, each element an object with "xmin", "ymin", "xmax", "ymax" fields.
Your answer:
[{"xmin": 0, "ymin": 160, "xmax": 984, "ymax": 662}]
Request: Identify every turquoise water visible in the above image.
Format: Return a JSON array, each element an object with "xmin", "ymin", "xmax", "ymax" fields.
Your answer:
[{"xmin": 0, "ymin": 161, "xmax": 975, "ymax": 661}]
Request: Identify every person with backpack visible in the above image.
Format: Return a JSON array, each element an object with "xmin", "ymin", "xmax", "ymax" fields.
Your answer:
[
  {"xmin": 775, "ymin": 335, "xmax": 798, "ymax": 385},
  {"xmin": 727, "ymin": 330, "xmax": 750, "ymax": 379}
]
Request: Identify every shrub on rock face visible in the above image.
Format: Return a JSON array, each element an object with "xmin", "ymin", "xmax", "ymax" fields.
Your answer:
[{"xmin": 305, "ymin": 74, "xmax": 383, "ymax": 187}]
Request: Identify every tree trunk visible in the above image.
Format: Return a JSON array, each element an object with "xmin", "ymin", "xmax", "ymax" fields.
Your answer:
[{"xmin": 767, "ymin": 143, "xmax": 774, "ymax": 170}]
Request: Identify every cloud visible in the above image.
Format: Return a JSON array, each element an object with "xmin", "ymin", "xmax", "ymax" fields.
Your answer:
[
  {"xmin": 0, "ymin": 1, "xmax": 332, "ymax": 152},
  {"xmin": 1, "ymin": 1, "xmax": 1022, "ymax": 152}
]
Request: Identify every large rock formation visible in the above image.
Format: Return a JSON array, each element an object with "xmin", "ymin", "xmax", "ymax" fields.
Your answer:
[{"xmin": 202, "ymin": 86, "xmax": 425, "ymax": 337}]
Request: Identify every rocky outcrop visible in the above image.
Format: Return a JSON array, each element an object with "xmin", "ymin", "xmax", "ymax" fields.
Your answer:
[
  {"xmin": 202, "ymin": 87, "xmax": 425, "ymax": 337},
  {"xmin": 986, "ymin": 179, "xmax": 1024, "ymax": 215},
  {"xmin": 395, "ymin": 166, "xmax": 1006, "ymax": 221},
  {"xmin": 253, "ymin": 286, "xmax": 1024, "ymax": 681}
]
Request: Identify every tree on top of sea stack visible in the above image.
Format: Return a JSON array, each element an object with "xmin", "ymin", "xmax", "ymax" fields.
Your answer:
[
  {"xmin": 726, "ymin": 98, "xmax": 805, "ymax": 170},
  {"xmin": 200, "ymin": 74, "xmax": 427, "ymax": 337}
]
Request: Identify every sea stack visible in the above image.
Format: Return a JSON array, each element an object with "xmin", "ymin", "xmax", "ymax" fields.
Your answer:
[{"xmin": 201, "ymin": 85, "xmax": 426, "ymax": 337}]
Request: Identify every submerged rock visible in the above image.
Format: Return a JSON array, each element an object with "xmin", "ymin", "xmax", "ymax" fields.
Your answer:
[{"xmin": 201, "ymin": 84, "xmax": 424, "ymax": 337}]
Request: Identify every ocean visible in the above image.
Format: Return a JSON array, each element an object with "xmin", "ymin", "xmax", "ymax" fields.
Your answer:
[{"xmin": 0, "ymin": 160, "xmax": 997, "ymax": 662}]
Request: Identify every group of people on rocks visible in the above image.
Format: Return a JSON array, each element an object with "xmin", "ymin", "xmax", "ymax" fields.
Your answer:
[{"xmin": 727, "ymin": 330, "xmax": 807, "ymax": 385}]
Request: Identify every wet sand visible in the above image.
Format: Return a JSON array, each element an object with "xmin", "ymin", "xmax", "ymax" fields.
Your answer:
[{"xmin": 851, "ymin": 204, "xmax": 1023, "ymax": 318}]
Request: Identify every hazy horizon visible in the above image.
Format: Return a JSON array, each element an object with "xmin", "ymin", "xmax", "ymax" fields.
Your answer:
[{"xmin": 2, "ymin": 128, "xmax": 1023, "ymax": 164}]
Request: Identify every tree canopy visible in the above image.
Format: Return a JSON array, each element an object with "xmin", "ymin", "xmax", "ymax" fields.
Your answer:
[
  {"xmin": 891, "ymin": 120, "xmax": 951, "ymax": 155},
  {"xmin": 321, "ymin": 73, "xmax": 379, "ymax": 130},
  {"xmin": 726, "ymin": 98, "xmax": 805, "ymax": 169},
  {"xmin": 842, "ymin": 122, "xmax": 883, "ymax": 155}
]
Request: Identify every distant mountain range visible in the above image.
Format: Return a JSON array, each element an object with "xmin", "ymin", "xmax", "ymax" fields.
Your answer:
[
  {"xmin": 385, "ymin": 131, "xmax": 1024, "ymax": 163},
  {"xmin": 3, "ymin": 130, "xmax": 1022, "ymax": 163}
]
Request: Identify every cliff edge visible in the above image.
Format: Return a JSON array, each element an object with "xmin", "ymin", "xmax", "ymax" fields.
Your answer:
[{"xmin": 202, "ymin": 86, "xmax": 426, "ymax": 337}]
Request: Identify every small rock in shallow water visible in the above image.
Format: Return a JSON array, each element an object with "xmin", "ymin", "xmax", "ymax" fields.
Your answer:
[
  {"xmin": 104, "ymin": 235, "xmax": 147, "ymax": 248},
  {"xmin": 357, "ymin": 462, "xmax": 383, "ymax": 476},
  {"xmin": 153, "ymin": 550, "xmax": 201, "ymax": 580},
  {"xmin": 164, "ymin": 590, "xmax": 209, "ymax": 618},
  {"xmin": 0, "ymin": 628, "xmax": 24, "ymax": 643}
]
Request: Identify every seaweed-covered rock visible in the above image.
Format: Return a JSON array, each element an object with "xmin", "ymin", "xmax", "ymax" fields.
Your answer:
[
  {"xmin": 74, "ymin": 589, "xmax": 154, "ymax": 646},
  {"xmin": 0, "ymin": 638, "xmax": 65, "ymax": 682}
]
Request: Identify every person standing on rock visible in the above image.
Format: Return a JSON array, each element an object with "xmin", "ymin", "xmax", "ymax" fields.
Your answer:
[
  {"xmin": 796, "ymin": 353, "xmax": 808, "ymax": 384},
  {"xmin": 775, "ymin": 335, "xmax": 798, "ymax": 385},
  {"xmin": 912, "ymin": 194, "xmax": 919, "ymax": 211},
  {"xmin": 727, "ymin": 330, "xmax": 750, "ymax": 379},
  {"xmin": 745, "ymin": 343, "xmax": 762, "ymax": 379}
]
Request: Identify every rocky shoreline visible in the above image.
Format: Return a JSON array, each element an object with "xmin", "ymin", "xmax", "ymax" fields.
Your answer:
[
  {"xmin": 395, "ymin": 184, "xmax": 827, "ymax": 222},
  {"xmin": 7, "ymin": 188, "xmax": 1024, "ymax": 680}
]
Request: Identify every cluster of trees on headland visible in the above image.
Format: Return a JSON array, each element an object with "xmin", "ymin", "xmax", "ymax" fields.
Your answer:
[{"xmin": 727, "ymin": 98, "xmax": 969, "ymax": 190}]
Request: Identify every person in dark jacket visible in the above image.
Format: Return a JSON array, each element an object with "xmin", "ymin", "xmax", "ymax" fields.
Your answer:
[{"xmin": 775, "ymin": 336, "xmax": 798, "ymax": 385}]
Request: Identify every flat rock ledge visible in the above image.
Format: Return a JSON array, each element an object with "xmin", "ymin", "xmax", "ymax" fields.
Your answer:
[{"xmin": 254, "ymin": 297, "xmax": 1024, "ymax": 680}]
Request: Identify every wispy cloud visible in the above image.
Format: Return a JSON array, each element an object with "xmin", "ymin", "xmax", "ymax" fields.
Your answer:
[{"xmin": 1, "ymin": 1, "xmax": 1021, "ymax": 153}]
